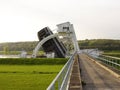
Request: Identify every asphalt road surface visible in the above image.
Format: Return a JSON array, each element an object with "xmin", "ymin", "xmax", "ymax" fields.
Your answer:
[{"xmin": 79, "ymin": 54, "xmax": 120, "ymax": 90}]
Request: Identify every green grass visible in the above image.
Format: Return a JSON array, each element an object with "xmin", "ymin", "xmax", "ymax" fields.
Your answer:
[
  {"xmin": 103, "ymin": 53, "xmax": 120, "ymax": 57},
  {"xmin": 0, "ymin": 58, "xmax": 68, "ymax": 65},
  {"xmin": 104, "ymin": 50, "xmax": 120, "ymax": 53},
  {"xmin": 0, "ymin": 58, "xmax": 68, "ymax": 89},
  {"xmin": 0, "ymin": 65, "xmax": 63, "ymax": 90},
  {"xmin": 103, "ymin": 51, "xmax": 120, "ymax": 58}
]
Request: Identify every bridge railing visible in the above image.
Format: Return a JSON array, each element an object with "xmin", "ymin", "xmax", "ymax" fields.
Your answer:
[
  {"xmin": 47, "ymin": 52, "xmax": 76, "ymax": 90},
  {"xmin": 93, "ymin": 55, "xmax": 120, "ymax": 70}
]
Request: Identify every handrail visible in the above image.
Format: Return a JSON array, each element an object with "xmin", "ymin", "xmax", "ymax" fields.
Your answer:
[
  {"xmin": 96, "ymin": 57, "xmax": 120, "ymax": 67},
  {"xmin": 91, "ymin": 55, "xmax": 120, "ymax": 71},
  {"xmin": 101, "ymin": 55, "xmax": 120, "ymax": 60},
  {"xmin": 47, "ymin": 52, "xmax": 76, "ymax": 90}
]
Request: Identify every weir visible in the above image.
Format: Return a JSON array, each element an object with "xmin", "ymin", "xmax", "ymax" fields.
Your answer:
[
  {"xmin": 32, "ymin": 22, "xmax": 120, "ymax": 90},
  {"xmin": 32, "ymin": 22, "xmax": 80, "ymax": 58}
]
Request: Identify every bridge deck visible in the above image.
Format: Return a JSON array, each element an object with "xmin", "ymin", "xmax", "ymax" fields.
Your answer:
[{"xmin": 79, "ymin": 54, "xmax": 120, "ymax": 90}]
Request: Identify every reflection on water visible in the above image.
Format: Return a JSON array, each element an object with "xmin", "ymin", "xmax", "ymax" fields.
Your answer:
[
  {"xmin": 0, "ymin": 55, "xmax": 31, "ymax": 58},
  {"xmin": 0, "ymin": 55, "xmax": 20, "ymax": 58}
]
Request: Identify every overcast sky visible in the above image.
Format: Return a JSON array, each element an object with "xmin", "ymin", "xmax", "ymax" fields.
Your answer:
[{"xmin": 0, "ymin": 0, "xmax": 120, "ymax": 42}]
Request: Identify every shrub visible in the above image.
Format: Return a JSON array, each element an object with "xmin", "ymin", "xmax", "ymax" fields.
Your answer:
[{"xmin": 0, "ymin": 58, "xmax": 68, "ymax": 65}]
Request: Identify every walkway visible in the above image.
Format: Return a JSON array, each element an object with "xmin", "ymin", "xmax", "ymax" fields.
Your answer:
[{"xmin": 79, "ymin": 54, "xmax": 120, "ymax": 90}]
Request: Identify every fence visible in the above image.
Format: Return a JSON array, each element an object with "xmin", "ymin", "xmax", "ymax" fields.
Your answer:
[
  {"xmin": 92, "ymin": 55, "xmax": 120, "ymax": 70},
  {"xmin": 47, "ymin": 52, "xmax": 76, "ymax": 90}
]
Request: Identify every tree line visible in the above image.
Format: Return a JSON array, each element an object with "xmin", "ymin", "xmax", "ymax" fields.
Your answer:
[
  {"xmin": 0, "ymin": 41, "xmax": 38, "ymax": 52},
  {"xmin": 78, "ymin": 39, "xmax": 120, "ymax": 51},
  {"xmin": 0, "ymin": 39, "xmax": 120, "ymax": 53}
]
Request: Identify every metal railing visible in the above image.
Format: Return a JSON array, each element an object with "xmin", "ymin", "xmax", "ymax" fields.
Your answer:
[
  {"xmin": 92, "ymin": 55, "xmax": 120, "ymax": 70},
  {"xmin": 47, "ymin": 52, "xmax": 76, "ymax": 90}
]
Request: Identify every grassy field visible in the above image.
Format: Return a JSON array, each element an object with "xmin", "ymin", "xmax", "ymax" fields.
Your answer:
[
  {"xmin": 0, "ymin": 58, "xmax": 67, "ymax": 90},
  {"xmin": 0, "ymin": 65, "xmax": 63, "ymax": 90},
  {"xmin": 103, "ymin": 51, "xmax": 120, "ymax": 58},
  {"xmin": 0, "ymin": 58, "xmax": 68, "ymax": 65}
]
